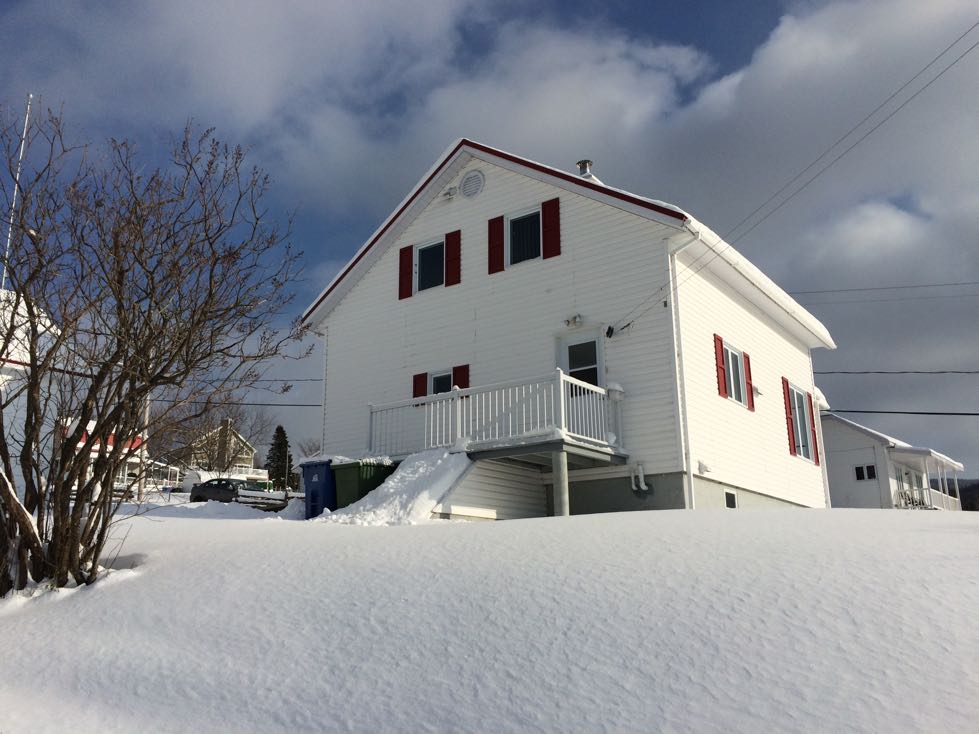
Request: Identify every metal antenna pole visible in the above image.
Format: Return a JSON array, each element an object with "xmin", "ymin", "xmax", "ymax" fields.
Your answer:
[{"xmin": 2, "ymin": 93, "xmax": 33, "ymax": 292}]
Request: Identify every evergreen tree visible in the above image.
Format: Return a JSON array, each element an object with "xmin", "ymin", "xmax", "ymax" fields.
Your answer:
[{"xmin": 265, "ymin": 426, "xmax": 291, "ymax": 489}]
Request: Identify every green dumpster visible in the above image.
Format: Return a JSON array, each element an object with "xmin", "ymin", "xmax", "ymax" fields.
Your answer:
[{"xmin": 332, "ymin": 460, "xmax": 397, "ymax": 509}]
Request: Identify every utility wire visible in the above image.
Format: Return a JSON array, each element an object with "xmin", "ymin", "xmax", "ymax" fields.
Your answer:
[
  {"xmin": 816, "ymin": 370, "xmax": 979, "ymax": 375},
  {"xmin": 670, "ymin": 34, "xmax": 979, "ymax": 300},
  {"xmin": 724, "ymin": 19, "xmax": 979, "ymax": 244},
  {"xmin": 610, "ymin": 21, "xmax": 979, "ymax": 333},
  {"xmin": 789, "ymin": 279, "xmax": 979, "ymax": 295},
  {"xmin": 799, "ymin": 292, "xmax": 979, "ymax": 306},
  {"xmin": 151, "ymin": 399, "xmax": 320, "ymax": 407},
  {"xmin": 830, "ymin": 409, "xmax": 979, "ymax": 416}
]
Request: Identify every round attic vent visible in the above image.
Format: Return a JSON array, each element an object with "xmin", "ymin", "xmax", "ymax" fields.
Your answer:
[{"xmin": 460, "ymin": 170, "xmax": 485, "ymax": 198}]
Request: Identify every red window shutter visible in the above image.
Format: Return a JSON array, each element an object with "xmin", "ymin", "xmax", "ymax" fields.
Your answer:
[
  {"xmin": 452, "ymin": 364, "xmax": 470, "ymax": 389},
  {"xmin": 412, "ymin": 372, "xmax": 428, "ymax": 399},
  {"xmin": 398, "ymin": 246, "xmax": 413, "ymax": 300},
  {"xmin": 488, "ymin": 216, "xmax": 504, "ymax": 274},
  {"xmin": 782, "ymin": 377, "xmax": 796, "ymax": 456},
  {"xmin": 445, "ymin": 230, "xmax": 461, "ymax": 286},
  {"xmin": 714, "ymin": 334, "xmax": 727, "ymax": 398},
  {"xmin": 541, "ymin": 197, "xmax": 560, "ymax": 259},
  {"xmin": 743, "ymin": 352, "xmax": 755, "ymax": 411},
  {"xmin": 807, "ymin": 392, "xmax": 820, "ymax": 465}
]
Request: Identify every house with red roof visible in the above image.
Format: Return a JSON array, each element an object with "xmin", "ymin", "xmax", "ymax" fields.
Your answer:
[{"xmin": 302, "ymin": 140, "xmax": 836, "ymax": 518}]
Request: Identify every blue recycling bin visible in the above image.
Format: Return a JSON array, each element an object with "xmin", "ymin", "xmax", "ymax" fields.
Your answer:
[{"xmin": 301, "ymin": 460, "xmax": 335, "ymax": 519}]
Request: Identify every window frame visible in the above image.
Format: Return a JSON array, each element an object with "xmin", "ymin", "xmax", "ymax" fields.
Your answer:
[
  {"xmin": 505, "ymin": 205, "xmax": 542, "ymax": 267},
  {"xmin": 414, "ymin": 239, "xmax": 446, "ymax": 293},
  {"xmin": 430, "ymin": 370, "xmax": 453, "ymax": 395},
  {"xmin": 854, "ymin": 464, "xmax": 877, "ymax": 481},
  {"xmin": 558, "ymin": 333, "xmax": 605, "ymax": 388},
  {"xmin": 722, "ymin": 341, "xmax": 748, "ymax": 407},
  {"xmin": 787, "ymin": 383, "xmax": 815, "ymax": 461}
]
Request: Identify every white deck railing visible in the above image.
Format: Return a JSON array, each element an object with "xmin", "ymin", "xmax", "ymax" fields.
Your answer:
[
  {"xmin": 897, "ymin": 487, "xmax": 961, "ymax": 510},
  {"xmin": 368, "ymin": 368, "xmax": 621, "ymax": 457}
]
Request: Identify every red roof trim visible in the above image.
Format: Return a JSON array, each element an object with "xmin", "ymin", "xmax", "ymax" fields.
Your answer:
[{"xmin": 302, "ymin": 139, "xmax": 687, "ymax": 323}]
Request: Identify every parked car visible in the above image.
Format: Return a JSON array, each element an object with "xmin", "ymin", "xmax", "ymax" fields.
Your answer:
[{"xmin": 189, "ymin": 478, "xmax": 247, "ymax": 503}]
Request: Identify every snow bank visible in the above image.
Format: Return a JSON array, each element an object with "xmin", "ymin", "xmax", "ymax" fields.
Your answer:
[
  {"xmin": 1, "ymin": 509, "xmax": 977, "ymax": 733},
  {"xmin": 320, "ymin": 448, "xmax": 469, "ymax": 525}
]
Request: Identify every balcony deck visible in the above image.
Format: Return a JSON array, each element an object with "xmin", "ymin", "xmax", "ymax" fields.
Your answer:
[{"xmin": 368, "ymin": 369, "xmax": 627, "ymax": 467}]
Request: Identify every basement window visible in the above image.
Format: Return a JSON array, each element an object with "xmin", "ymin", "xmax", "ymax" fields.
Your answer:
[
  {"xmin": 725, "ymin": 491, "xmax": 737, "ymax": 509},
  {"xmin": 416, "ymin": 241, "xmax": 445, "ymax": 291}
]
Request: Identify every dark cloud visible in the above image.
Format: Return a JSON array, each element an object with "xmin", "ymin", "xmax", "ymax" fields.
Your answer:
[{"xmin": 2, "ymin": 0, "xmax": 976, "ymax": 469}]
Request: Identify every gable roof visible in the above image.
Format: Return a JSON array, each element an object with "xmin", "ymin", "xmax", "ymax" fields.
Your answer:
[
  {"xmin": 821, "ymin": 412, "xmax": 964, "ymax": 471},
  {"xmin": 301, "ymin": 139, "xmax": 834, "ymax": 349}
]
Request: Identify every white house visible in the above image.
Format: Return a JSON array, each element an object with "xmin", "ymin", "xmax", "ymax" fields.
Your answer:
[
  {"xmin": 302, "ymin": 140, "xmax": 836, "ymax": 519},
  {"xmin": 821, "ymin": 412, "xmax": 964, "ymax": 510}
]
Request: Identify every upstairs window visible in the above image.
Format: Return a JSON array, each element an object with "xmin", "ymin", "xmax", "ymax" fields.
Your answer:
[
  {"xmin": 782, "ymin": 378, "xmax": 819, "ymax": 464},
  {"xmin": 416, "ymin": 241, "xmax": 445, "ymax": 291},
  {"xmin": 713, "ymin": 335, "xmax": 753, "ymax": 410},
  {"xmin": 854, "ymin": 465, "xmax": 877, "ymax": 481},
  {"xmin": 509, "ymin": 209, "xmax": 541, "ymax": 265},
  {"xmin": 431, "ymin": 371, "xmax": 453, "ymax": 395},
  {"xmin": 488, "ymin": 198, "xmax": 560, "ymax": 274},
  {"xmin": 398, "ymin": 230, "xmax": 460, "ymax": 299}
]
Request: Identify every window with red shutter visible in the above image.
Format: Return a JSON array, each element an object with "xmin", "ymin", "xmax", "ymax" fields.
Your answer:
[
  {"xmin": 451, "ymin": 364, "xmax": 469, "ymax": 390},
  {"xmin": 488, "ymin": 216, "xmax": 504, "ymax": 274},
  {"xmin": 412, "ymin": 373, "xmax": 428, "ymax": 399},
  {"xmin": 398, "ymin": 246, "xmax": 413, "ymax": 299},
  {"xmin": 714, "ymin": 334, "xmax": 727, "ymax": 398},
  {"xmin": 541, "ymin": 198, "xmax": 560, "ymax": 258},
  {"xmin": 445, "ymin": 230, "xmax": 461, "ymax": 286},
  {"xmin": 782, "ymin": 377, "xmax": 796, "ymax": 456},
  {"xmin": 743, "ymin": 353, "xmax": 754, "ymax": 411}
]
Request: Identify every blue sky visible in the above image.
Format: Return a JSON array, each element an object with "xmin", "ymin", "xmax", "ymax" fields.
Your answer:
[{"xmin": 2, "ymin": 0, "xmax": 977, "ymax": 470}]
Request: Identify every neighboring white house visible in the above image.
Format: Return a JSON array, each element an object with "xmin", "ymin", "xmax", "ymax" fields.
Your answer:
[
  {"xmin": 821, "ymin": 412, "xmax": 964, "ymax": 510},
  {"xmin": 302, "ymin": 140, "xmax": 837, "ymax": 519}
]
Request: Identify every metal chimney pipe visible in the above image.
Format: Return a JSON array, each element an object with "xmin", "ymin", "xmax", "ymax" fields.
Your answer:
[{"xmin": 576, "ymin": 159, "xmax": 593, "ymax": 177}]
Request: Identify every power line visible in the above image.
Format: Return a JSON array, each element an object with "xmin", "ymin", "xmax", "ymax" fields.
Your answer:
[
  {"xmin": 817, "ymin": 370, "xmax": 979, "ymax": 375},
  {"xmin": 789, "ymin": 279, "xmax": 979, "ymax": 295},
  {"xmin": 724, "ymin": 20, "xmax": 979, "ymax": 244},
  {"xmin": 830, "ymin": 409, "xmax": 979, "ymax": 416},
  {"xmin": 608, "ymin": 21, "xmax": 979, "ymax": 334},
  {"xmin": 799, "ymin": 292, "xmax": 979, "ymax": 306},
  {"xmin": 151, "ymin": 399, "xmax": 320, "ymax": 408},
  {"xmin": 728, "ymin": 34, "xmax": 979, "ymax": 245}
]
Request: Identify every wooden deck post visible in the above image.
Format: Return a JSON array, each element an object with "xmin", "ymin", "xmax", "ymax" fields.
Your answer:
[{"xmin": 552, "ymin": 449, "xmax": 570, "ymax": 517}]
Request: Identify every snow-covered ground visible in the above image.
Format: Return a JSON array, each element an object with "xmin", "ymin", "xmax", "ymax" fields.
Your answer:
[{"xmin": 1, "ymin": 499, "xmax": 977, "ymax": 733}]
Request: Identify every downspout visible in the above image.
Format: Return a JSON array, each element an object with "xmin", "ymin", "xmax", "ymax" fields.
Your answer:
[
  {"xmin": 317, "ymin": 326, "xmax": 329, "ymax": 452},
  {"xmin": 669, "ymin": 224, "xmax": 702, "ymax": 509}
]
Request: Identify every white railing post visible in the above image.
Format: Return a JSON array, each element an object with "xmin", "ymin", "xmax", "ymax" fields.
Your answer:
[
  {"xmin": 555, "ymin": 368, "xmax": 566, "ymax": 433},
  {"xmin": 367, "ymin": 404, "xmax": 374, "ymax": 452},
  {"xmin": 453, "ymin": 385, "xmax": 464, "ymax": 449}
]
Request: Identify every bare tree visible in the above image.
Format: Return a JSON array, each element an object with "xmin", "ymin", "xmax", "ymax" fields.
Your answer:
[
  {"xmin": 149, "ymin": 403, "xmax": 274, "ymax": 473},
  {"xmin": 296, "ymin": 437, "xmax": 321, "ymax": 459},
  {"xmin": 0, "ymin": 106, "xmax": 304, "ymax": 594}
]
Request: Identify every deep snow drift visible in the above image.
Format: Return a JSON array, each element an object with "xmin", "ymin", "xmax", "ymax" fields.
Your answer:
[{"xmin": 0, "ymin": 501, "xmax": 976, "ymax": 733}]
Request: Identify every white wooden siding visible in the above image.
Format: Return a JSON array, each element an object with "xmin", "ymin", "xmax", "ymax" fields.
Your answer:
[
  {"xmin": 433, "ymin": 459, "xmax": 546, "ymax": 519},
  {"xmin": 822, "ymin": 419, "xmax": 889, "ymax": 508},
  {"xmin": 322, "ymin": 158, "xmax": 684, "ymax": 473},
  {"xmin": 674, "ymin": 251, "xmax": 828, "ymax": 507}
]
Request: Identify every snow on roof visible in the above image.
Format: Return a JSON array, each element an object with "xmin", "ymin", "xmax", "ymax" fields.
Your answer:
[
  {"xmin": 300, "ymin": 139, "xmax": 834, "ymax": 350},
  {"xmin": 821, "ymin": 412, "xmax": 964, "ymax": 471}
]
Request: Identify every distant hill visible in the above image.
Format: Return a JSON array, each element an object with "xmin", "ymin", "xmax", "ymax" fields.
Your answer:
[{"xmin": 958, "ymin": 479, "xmax": 979, "ymax": 511}]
